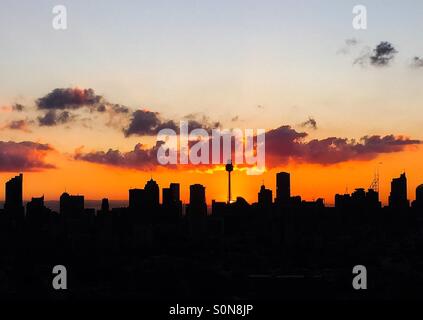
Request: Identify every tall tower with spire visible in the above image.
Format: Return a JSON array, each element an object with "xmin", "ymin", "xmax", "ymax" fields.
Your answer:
[{"xmin": 225, "ymin": 160, "xmax": 233, "ymax": 204}]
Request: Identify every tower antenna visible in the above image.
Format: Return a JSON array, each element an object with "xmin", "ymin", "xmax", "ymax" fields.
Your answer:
[{"xmin": 225, "ymin": 160, "xmax": 234, "ymax": 204}]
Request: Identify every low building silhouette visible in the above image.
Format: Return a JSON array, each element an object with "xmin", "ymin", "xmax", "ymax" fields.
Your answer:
[{"xmin": 60, "ymin": 192, "xmax": 84, "ymax": 218}]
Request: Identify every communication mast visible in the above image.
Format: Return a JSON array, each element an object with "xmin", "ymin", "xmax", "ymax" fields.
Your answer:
[{"xmin": 369, "ymin": 168, "xmax": 380, "ymax": 192}]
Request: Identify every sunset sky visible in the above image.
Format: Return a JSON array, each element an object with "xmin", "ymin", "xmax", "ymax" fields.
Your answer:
[{"xmin": 1, "ymin": 0, "xmax": 423, "ymax": 205}]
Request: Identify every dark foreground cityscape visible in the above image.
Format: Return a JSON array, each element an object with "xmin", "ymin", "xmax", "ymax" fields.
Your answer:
[{"xmin": 1, "ymin": 169, "xmax": 423, "ymax": 301}]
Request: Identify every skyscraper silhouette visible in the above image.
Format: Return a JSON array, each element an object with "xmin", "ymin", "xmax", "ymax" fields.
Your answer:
[
  {"xmin": 4, "ymin": 173, "xmax": 23, "ymax": 212},
  {"xmin": 162, "ymin": 183, "xmax": 182, "ymax": 219},
  {"xmin": 187, "ymin": 184, "xmax": 207, "ymax": 217},
  {"xmin": 389, "ymin": 173, "xmax": 409, "ymax": 209},
  {"xmin": 144, "ymin": 178, "xmax": 160, "ymax": 209},
  {"xmin": 129, "ymin": 188, "xmax": 146, "ymax": 210},
  {"xmin": 258, "ymin": 184, "xmax": 272, "ymax": 208},
  {"xmin": 276, "ymin": 172, "xmax": 290, "ymax": 205},
  {"xmin": 163, "ymin": 183, "xmax": 180, "ymax": 206},
  {"xmin": 413, "ymin": 184, "xmax": 423, "ymax": 209},
  {"xmin": 4, "ymin": 173, "xmax": 24, "ymax": 220},
  {"xmin": 101, "ymin": 198, "xmax": 110, "ymax": 212}
]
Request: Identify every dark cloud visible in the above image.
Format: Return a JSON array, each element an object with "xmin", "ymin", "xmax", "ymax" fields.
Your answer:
[
  {"xmin": 300, "ymin": 117, "xmax": 317, "ymax": 130},
  {"xmin": 370, "ymin": 42, "xmax": 398, "ymax": 66},
  {"xmin": 265, "ymin": 126, "xmax": 420, "ymax": 167},
  {"xmin": 37, "ymin": 88, "xmax": 103, "ymax": 110},
  {"xmin": 182, "ymin": 113, "xmax": 221, "ymax": 132},
  {"xmin": 76, "ymin": 124, "xmax": 421, "ymax": 171},
  {"xmin": 75, "ymin": 142, "xmax": 164, "ymax": 169},
  {"xmin": 12, "ymin": 103, "xmax": 25, "ymax": 112},
  {"xmin": 124, "ymin": 110, "xmax": 178, "ymax": 137},
  {"xmin": 110, "ymin": 104, "xmax": 129, "ymax": 114},
  {"xmin": 35, "ymin": 88, "xmax": 131, "ymax": 128},
  {"xmin": 38, "ymin": 110, "xmax": 74, "ymax": 126},
  {"xmin": 124, "ymin": 110, "xmax": 220, "ymax": 137},
  {"xmin": 0, "ymin": 141, "xmax": 55, "ymax": 172},
  {"xmin": 355, "ymin": 41, "xmax": 398, "ymax": 67},
  {"xmin": 411, "ymin": 56, "xmax": 423, "ymax": 68},
  {"xmin": 3, "ymin": 120, "xmax": 32, "ymax": 132}
]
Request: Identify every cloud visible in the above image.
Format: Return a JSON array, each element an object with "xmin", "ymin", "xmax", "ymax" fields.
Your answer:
[
  {"xmin": 0, "ymin": 141, "xmax": 55, "ymax": 172},
  {"xmin": 36, "ymin": 88, "xmax": 103, "ymax": 110},
  {"xmin": 354, "ymin": 41, "xmax": 398, "ymax": 67},
  {"xmin": 12, "ymin": 103, "xmax": 25, "ymax": 112},
  {"xmin": 2, "ymin": 119, "xmax": 32, "ymax": 132},
  {"xmin": 182, "ymin": 113, "xmax": 221, "ymax": 132},
  {"xmin": 124, "ymin": 110, "xmax": 220, "ymax": 137},
  {"xmin": 38, "ymin": 110, "xmax": 74, "ymax": 126},
  {"xmin": 265, "ymin": 126, "xmax": 420, "ymax": 167},
  {"xmin": 75, "ymin": 142, "xmax": 164, "ymax": 169},
  {"xmin": 75, "ymin": 124, "xmax": 420, "ymax": 171},
  {"xmin": 300, "ymin": 117, "xmax": 317, "ymax": 130},
  {"xmin": 124, "ymin": 110, "xmax": 178, "ymax": 136},
  {"xmin": 338, "ymin": 38, "xmax": 359, "ymax": 55},
  {"xmin": 410, "ymin": 56, "xmax": 423, "ymax": 68},
  {"xmin": 35, "ymin": 88, "xmax": 131, "ymax": 127}
]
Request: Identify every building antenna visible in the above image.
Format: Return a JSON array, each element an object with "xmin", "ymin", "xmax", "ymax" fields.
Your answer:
[{"xmin": 369, "ymin": 162, "xmax": 382, "ymax": 193}]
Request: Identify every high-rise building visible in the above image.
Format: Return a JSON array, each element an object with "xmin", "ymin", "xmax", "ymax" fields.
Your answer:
[
  {"xmin": 4, "ymin": 173, "xmax": 23, "ymax": 213},
  {"xmin": 162, "ymin": 183, "xmax": 182, "ymax": 219},
  {"xmin": 170, "ymin": 183, "xmax": 180, "ymax": 203},
  {"xmin": 129, "ymin": 188, "xmax": 145, "ymax": 210},
  {"xmin": 389, "ymin": 173, "xmax": 409, "ymax": 209},
  {"xmin": 258, "ymin": 184, "xmax": 272, "ymax": 208},
  {"xmin": 187, "ymin": 184, "xmax": 207, "ymax": 217},
  {"xmin": 60, "ymin": 192, "xmax": 84, "ymax": 218},
  {"xmin": 412, "ymin": 184, "xmax": 423, "ymax": 209},
  {"xmin": 101, "ymin": 198, "xmax": 110, "ymax": 212},
  {"xmin": 144, "ymin": 178, "xmax": 160, "ymax": 209},
  {"xmin": 163, "ymin": 183, "xmax": 180, "ymax": 206},
  {"xmin": 276, "ymin": 172, "xmax": 290, "ymax": 205}
]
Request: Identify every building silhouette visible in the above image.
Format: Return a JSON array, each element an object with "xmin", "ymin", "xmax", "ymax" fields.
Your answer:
[
  {"xmin": 144, "ymin": 178, "xmax": 160, "ymax": 209},
  {"xmin": 163, "ymin": 183, "xmax": 180, "ymax": 206},
  {"xmin": 275, "ymin": 172, "xmax": 290, "ymax": 206},
  {"xmin": 4, "ymin": 173, "xmax": 24, "ymax": 217},
  {"xmin": 412, "ymin": 184, "xmax": 423, "ymax": 209},
  {"xmin": 60, "ymin": 192, "xmax": 84, "ymax": 218},
  {"xmin": 100, "ymin": 198, "xmax": 110, "ymax": 212},
  {"xmin": 2, "ymin": 170, "xmax": 423, "ymax": 300},
  {"xmin": 335, "ymin": 187, "xmax": 381, "ymax": 210},
  {"xmin": 26, "ymin": 195, "xmax": 50, "ymax": 223},
  {"xmin": 187, "ymin": 184, "xmax": 207, "ymax": 217},
  {"xmin": 258, "ymin": 184, "xmax": 272, "ymax": 208},
  {"xmin": 388, "ymin": 173, "xmax": 409, "ymax": 209},
  {"xmin": 162, "ymin": 183, "xmax": 182, "ymax": 219},
  {"xmin": 129, "ymin": 188, "xmax": 145, "ymax": 211}
]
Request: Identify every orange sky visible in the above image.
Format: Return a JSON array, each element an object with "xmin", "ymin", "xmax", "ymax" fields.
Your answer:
[{"xmin": 1, "ymin": 145, "xmax": 422, "ymax": 206}]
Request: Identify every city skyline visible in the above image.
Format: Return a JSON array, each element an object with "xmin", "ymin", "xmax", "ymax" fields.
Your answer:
[
  {"xmin": 2, "ymin": 170, "xmax": 422, "ymax": 209},
  {"xmin": 1, "ymin": 1, "xmax": 423, "ymax": 205}
]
